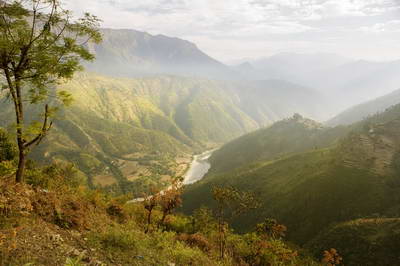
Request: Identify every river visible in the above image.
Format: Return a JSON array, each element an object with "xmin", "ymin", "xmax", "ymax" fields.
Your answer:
[
  {"xmin": 128, "ymin": 149, "xmax": 214, "ymax": 203},
  {"xmin": 183, "ymin": 149, "xmax": 214, "ymax": 185}
]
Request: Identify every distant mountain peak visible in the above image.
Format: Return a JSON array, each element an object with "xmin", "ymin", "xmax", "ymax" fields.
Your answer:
[{"xmin": 86, "ymin": 28, "xmax": 233, "ymax": 79}]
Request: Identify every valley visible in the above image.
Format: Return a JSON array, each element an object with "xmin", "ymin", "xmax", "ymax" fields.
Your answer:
[
  {"xmin": 182, "ymin": 106, "xmax": 400, "ymax": 264},
  {"xmin": 1, "ymin": 6, "xmax": 400, "ymax": 265},
  {"xmin": 0, "ymin": 70, "xmax": 331, "ymax": 196}
]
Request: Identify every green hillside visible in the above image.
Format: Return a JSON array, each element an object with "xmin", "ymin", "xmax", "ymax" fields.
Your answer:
[
  {"xmin": 0, "ymin": 135, "xmax": 319, "ymax": 266},
  {"xmin": 0, "ymin": 72, "xmax": 329, "ymax": 195},
  {"xmin": 307, "ymin": 218, "xmax": 400, "ymax": 266},
  {"xmin": 182, "ymin": 105, "xmax": 400, "ymax": 248},
  {"xmin": 209, "ymin": 114, "xmax": 350, "ymax": 174}
]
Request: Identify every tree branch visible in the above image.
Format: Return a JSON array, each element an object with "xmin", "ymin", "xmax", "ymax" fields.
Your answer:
[{"xmin": 24, "ymin": 104, "xmax": 52, "ymax": 148}]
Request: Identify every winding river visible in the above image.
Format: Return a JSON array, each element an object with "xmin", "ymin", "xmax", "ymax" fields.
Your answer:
[
  {"xmin": 128, "ymin": 149, "xmax": 214, "ymax": 203},
  {"xmin": 183, "ymin": 149, "xmax": 214, "ymax": 185}
]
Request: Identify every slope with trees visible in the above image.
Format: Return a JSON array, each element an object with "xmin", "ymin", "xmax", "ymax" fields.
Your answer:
[
  {"xmin": 0, "ymin": 133, "xmax": 320, "ymax": 265},
  {"xmin": 0, "ymin": 72, "xmax": 331, "ymax": 195},
  {"xmin": 182, "ymin": 104, "xmax": 400, "ymax": 265}
]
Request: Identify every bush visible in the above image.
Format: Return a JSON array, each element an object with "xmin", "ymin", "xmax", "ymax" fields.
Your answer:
[
  {"xmin": 106, "ymin": 204, "xmax": 126, "ymax": 222},
  {"xmin": 176, "ymin": 233, "xmax": 212, "ymax": 252},
  {"xmin": 0, "ymin": 130, "xmax": 16, "ymax": 162}
]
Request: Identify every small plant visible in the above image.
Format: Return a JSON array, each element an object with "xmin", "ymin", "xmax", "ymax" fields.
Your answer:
[
  {"xmin": 0, "ymin": 227, "xmax": 23, "ymax": 264},
  {"xmin": 322, "ymin": 248, "xmax": 343, "ymax": 266},
  {"xmin": 64, "ymin": 255, "xmax": 84, "ymax": 266}
]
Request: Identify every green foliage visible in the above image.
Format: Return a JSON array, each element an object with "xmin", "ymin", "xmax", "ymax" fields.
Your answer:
[
  {"xmin": 192, "ymin": 207, "xmax": 217, "ymax": 235},
  {"xmin": 0, "ymin": 160, "xmax": 319, "ymax": 266},
  {"xmin": 64, "ymin": 256, "xmax": 84, "ymax": 266},
  {"xmin": 0, "ymin": 160, "xmax": 16, "ymax": 176},
  {"xmin": 26, "ymin": 162, "xmax": 87, "ymax": 189},
  {"xmin": 0, "ymin": 129, "xmax": 16, "ymax": 162},
  {"xmin": 87, "ymin": 225, "xmax": 218, "ymax": 266},
  {"xmin": 0, "ymin": 0, "xmax": 102, "ymax": 182},
  {"xmin": 0, "ymin": 128, "xmax": 17, "ymax": 176},
  {"xmin": 228, "ymin": 232, "xmax": 308, "ymax": 266},
  {"xmin": 307, "ymin": 218, "xmax": 400, "ymax": 266}
]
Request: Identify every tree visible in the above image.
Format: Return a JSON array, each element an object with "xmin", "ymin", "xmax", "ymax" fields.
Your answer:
[
  {"xmin": 256, "ymin": 218, "xmax": 287, "ymax": 240},
  {"xmin": 0, "ymin": 0, "xmax": 102, "ymax": 182},
  {"xmin": 192, "ymin": 207, "xmax": 216, "ymax": 235},
  {"xmin": 212, "ymin": 186, "xmax": 260, "ymax": 259},
  {"xmin": 158, "ymin": 179, "xmax": 183, "ymax": 229},
  {"xmin": 142, "ymin": 187, "xmax": 161, "ymax": 234}
]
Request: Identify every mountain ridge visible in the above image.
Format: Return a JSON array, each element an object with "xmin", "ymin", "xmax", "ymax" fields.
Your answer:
[
  {"xmin": 182, "ymin": 104, "xmax": 400, "ymax": 252},
  {"xmin": 86, "ymin": 28, "xmax": 235, "ymax": 79}
]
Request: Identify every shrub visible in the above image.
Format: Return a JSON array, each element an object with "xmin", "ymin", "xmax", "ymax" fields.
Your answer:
[
  {"xmin": 176, "ymin": 233, "xmax": 212, "ymax": 252},
  {"xmin": 106, "ymin": 204, "xmax": 126, "ymax": 223}
]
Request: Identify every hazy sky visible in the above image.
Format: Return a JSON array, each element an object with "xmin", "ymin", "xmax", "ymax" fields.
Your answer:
[{"xmin": 65, "ymin": 0, "xmax": 400, "ymax": 63}]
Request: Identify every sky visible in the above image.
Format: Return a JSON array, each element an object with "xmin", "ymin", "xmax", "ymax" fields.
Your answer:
[{"xmin": 65, "ymin": 0, "xmax": 400, "ymax": 63}]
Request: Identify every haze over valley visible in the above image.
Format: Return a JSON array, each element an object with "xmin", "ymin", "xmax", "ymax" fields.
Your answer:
[{"xmin": 1, "ymin": 1, "xmax": 400, "ymax": 265}]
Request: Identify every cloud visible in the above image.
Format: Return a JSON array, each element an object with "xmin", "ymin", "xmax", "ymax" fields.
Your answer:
[
  {"xmin": 361, "ymin": 19, "xmax": 400, "ymax": 33},
  {"xmin": 64, "ymin": 0, "xmax": 400, "ymax": 61}
]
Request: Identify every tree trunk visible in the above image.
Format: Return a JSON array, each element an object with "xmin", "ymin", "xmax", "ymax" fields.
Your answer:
[
  {"xmin": 14, "ymin": 79, "xmax": 25, "ymax": 183},
  {"xmin": 15, "ymin": 147, "xmax": 25, "ymax": 183},
  {"xmin": 145, "ymin": 210, "xmax": 152, "ymax": 234},
  {"xmin": 159, "ymin": 211, "xmax": 167, "ymax": 229}
]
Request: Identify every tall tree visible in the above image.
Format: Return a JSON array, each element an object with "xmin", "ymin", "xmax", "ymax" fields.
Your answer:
[
  {"xmin": 0, "ymin": 0, "xmax": 101, "ymax": 182},
  {"xmin": 212, "ymin": 186, "xmax": 260, "ymax": 259}
]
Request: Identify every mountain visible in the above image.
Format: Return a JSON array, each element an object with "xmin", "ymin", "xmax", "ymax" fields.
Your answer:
[
  {"xmin": 0, "ymin": 72, "xmax": 329, "ymax": 195},
  {"xmin": 209, "ymin": 114, "xmax": 350, "ymax": 174},
  {"xmin": 237, "ymin": 53, "xmax": 400, "ymax": 112},
  {"xmin": 182, "ymin": 104, "xmax": 400, "ymax": 250},
  {"xmin": 327, "ymin": 88, "xmax": 400, "ymax": 126},
  {"xmin": 86, "ymin": 29, "xmax": 234, "ymax": 79},
  {"xmin": 86, "ymin": 29, "xmax": 400, "ymax": 115},
  {"xmin": 247, "ymin": 53, "xmax": 351, "ymax": 83},
  {"xmin": 234, "ymin": 79, "xmax": 332, "ymax": 122},
  {"xmin": 304, "ymin": 60, "xmax": 400, "ymax": 110}
]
